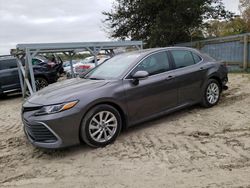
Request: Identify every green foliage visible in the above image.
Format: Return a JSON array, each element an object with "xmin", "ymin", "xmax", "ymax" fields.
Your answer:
[
  {"xmin": 205, "ymin": 0, "xmax": 250, "ymax": 38},
  {"xmin": 103, "ymin": 0, "xmax": 233, "ymax": 47},
  {"xmin": 206, "ymin": 17, "xmax": 249, "ymax": 37},
  {"xmin": 240, "ymin": 0, "xmax": 250, "ymax": 31}
]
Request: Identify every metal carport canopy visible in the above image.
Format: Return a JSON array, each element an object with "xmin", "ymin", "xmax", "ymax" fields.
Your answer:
[
  {"xmin": 16, "ymin": 41, "xmax": 143, "ymax": 51},
  {"xmin": 13, "ymin": 40, "xmax": 143, "ymax": 97}
]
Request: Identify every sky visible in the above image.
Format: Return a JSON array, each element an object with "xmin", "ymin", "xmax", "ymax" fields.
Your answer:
[{"xmin": 0, "ymin": 0, "xmax": 240, "ymax": 55}]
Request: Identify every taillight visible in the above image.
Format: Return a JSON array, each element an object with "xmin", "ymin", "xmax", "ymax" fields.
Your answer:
[{"xmin": 78, "ymin": 65, "xmax": 91, "ymax": 69}]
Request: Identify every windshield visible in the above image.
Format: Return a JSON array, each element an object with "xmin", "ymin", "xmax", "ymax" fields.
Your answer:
[{"xmin": 84, "ymin": 53, "xmax": 141, "ymax": 80}]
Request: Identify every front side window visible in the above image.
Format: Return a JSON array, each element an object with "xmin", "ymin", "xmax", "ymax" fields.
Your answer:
[
  {"xmin": 131, "ymin": 51, "xmax": 170, "ymax": 76},
  {"xmin": 171, "ymin": 50, "xmax": 200, "ymax": 69}
]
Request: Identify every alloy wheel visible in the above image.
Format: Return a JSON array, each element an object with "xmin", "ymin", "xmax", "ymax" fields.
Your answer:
[
  {"xmin": 206, "ymin": 82, "xmax": 219, "ymax": 104},
  {"xmin": 88, "ymin": 111, "xmax": 118, "ymax": 143}
]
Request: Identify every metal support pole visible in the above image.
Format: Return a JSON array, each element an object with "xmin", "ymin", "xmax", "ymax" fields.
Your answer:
[
  {"xmin": 94, "ymin": 47, "xmax": 98, "ymax": 67},
  {"xmin": 69, "ymin": 52, "xmax": 75, "ymax": 78},
  {"xmin": 135, "ymin": 45, "xmax": 141, "ymax": 50},
  {"xmin": 110, "ymin": 49, "xmax": 115, "ymax": 57},
  {"xmin": 86, "ymin": 47, "xmax": 101, "ymax": 67},
  {"xmin": 27, "ymin": 49, "xmax": 37, "ymax": 92},
  {"xmin": 243, "ymin": 34, "xmax": 248, "ymax": 71},
  {"xmin": 23, "ymin": 53, "xmax": 34, "ymax": 96},
  {"xmin": 23, "ymin": 50, "xmax": 29, "ymax": 96},
  {"xmin": 63, "ymin": 51, "xmax": 75, "ymax": 78},
  {"xmin": 16, "ymin": 55, "xmax": 24, "ymax": 97}
]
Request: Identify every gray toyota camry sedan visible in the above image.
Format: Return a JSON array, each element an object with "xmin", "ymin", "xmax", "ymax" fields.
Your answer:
[{"xmin": 22, "ymin": 47, "xmax": 228, "ymax": 148}]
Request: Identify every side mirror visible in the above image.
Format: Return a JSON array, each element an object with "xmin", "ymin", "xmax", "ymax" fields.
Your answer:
[
  {"xmin": 131, "ymin": 71, "xmax": 149, "ymax": 85},
  {"xmin": 132, "ymin": 70, "xmax": 149, "ymax": 80}
]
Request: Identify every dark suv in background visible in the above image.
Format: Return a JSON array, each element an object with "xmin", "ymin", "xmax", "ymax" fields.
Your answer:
[{"xmin": 0, "ymin": 55, "xmax": 60, "ymax": 96}]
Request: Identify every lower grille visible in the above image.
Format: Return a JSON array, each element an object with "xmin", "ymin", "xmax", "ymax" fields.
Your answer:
[{"xmin": 25, "ymin": 122, "xmax": 57, "ymax": 143}]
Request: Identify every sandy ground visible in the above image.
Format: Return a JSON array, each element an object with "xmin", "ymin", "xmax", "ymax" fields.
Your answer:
[{"xmin": 0, "ymin": 74, "xmax": 250, "ymax": 188}]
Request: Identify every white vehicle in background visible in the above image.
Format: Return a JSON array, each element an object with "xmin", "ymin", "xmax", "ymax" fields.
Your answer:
[
  {"xmin": 75, "ymin": 55, "xmax": 110, "ymax": 77},
  {"xmin": 63, "ymin": 60, "xmax": 79, "ymax": 72}
]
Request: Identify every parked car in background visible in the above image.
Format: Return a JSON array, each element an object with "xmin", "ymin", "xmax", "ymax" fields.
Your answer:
[
  {"xmin": 32, "ymin": 54, "xmax": 64, "ymax": 77},
  {"xmin": 63, "ymin": 60, "xmax": 81, "ymax": 78},
  {"xmin": 22, "ymin": 47, "xmax": 228, "ymax": 149},
  {"xmin": 0, "ymin": 55, "xmax": 58, "ymax": 96},
  {"xmin": 48, "ymin": 54, "xmax": 64, "ymax": 76},
  {"xmin": 63, "ymin": 60, "xmax": 79, "ymax": 73},
  {"xmin": 75, "ymin": 56, "xmax": 110, "ymax": 77}
]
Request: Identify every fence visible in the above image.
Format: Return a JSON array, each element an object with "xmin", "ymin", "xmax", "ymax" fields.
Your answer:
[{"xmin": 176, "ymin": 33, "xmax": 250, "ymax": 72}]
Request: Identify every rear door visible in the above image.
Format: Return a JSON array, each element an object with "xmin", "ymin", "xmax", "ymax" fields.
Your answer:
[
  {"xmin": 0, "ymin": 58, "xmax": 20, "ymax": 92},
  {"xmin": 123, "ymin": 51, "xmax": 178, "ymax": 124},
  {"xmin": 169, "ymin": 50, "xmax": 207, "ymax": 105}
]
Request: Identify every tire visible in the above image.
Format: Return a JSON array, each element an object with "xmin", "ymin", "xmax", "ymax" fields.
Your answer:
[
  {"xmin": 201, "ymin": 79, "xmax": 221, "ymax": 108},
  {"xmin": 80, "ymin": 104, "xmax": 122, "ymax": 148},
  {"xmin": 35, "ymin": 77, "xmax": 48, "ymax": 91}
]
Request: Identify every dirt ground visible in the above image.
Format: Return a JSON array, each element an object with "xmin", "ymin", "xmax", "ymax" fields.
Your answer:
[{"xmin": 0, "ymin": 74, "xmax": 250, "ymax": 188}]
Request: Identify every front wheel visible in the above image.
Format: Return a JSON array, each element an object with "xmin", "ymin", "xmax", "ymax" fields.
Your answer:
[
  {"xmin": 80, "ymin": 104, "xmax": 122, "ymax": 147},
  {"xmin": 201, "ymin": 79, "xmax": 221, "ymax": 108}
]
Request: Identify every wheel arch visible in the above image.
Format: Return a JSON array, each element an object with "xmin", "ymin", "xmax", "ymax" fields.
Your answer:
[
  {"xmin": 208, "ymin": 75, "xmax": 222, "ymax": 90},
  {"xmin": 78, "ymin": 100, "xmax": 128, "ymax": 143}
]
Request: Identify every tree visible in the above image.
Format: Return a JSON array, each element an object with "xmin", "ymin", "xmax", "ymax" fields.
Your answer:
[
  {"xmin": 205, "ymin": 17, "xmax": 248, "ymax": 37},
  {"xmin": 239, "ymin": 0, "xmax": 250, "ymax": 11},
  {"xmin": 222, "ymin": 17, "xmax": 248, "ymax": 36},
  {"xmin": 103, "ymin": 0, "xmax": 233, "ymax": 47},
  {"xmin": 240, "ymin": 0, "xmax": 250, "ymax": 30},
  {"xmin": 205, "ymin": 20, "xmax": 224, "ymax": 38}
]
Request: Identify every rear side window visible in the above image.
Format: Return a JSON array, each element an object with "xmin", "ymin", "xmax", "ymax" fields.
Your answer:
[
  {"xmin": 0, "ymin": 59, "xmax": 17, "ymax": 70},
  {"xmin": 192, "ymin": 53, "xmax": 202, "ymax": 63},
  {"xmin": 171, "ymin": 50, "xmax": 201, "ymax": 69},
  {"xmin": 132, "ymin": 51, "xmax": 171, "ymax": 76}
]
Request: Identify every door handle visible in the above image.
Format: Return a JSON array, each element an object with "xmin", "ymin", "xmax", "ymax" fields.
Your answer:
[
  {"xmin": 166, "ymin": 75, "xmax": 174, "ymax": 80},
  {"xmin": 200, "ymin": 67, "xmax": 204, "ymax": 70}
]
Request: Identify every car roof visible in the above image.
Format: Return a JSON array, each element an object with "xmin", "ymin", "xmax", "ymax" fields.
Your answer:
[
  {"xmin": 122, "ymin": 47, "xmax": 201, "ymax": 58},
  {"xmin": 0, "ymin": 55, "xmax": 16, "ymax": 61}
]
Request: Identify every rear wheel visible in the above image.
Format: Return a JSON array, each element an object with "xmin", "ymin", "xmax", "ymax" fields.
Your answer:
[
  {"xmin": 80, "ymin": 104, "xmax": 122, "ymax": 147},
  {"xmin": 35, "ymin": 77, "xmax": 48, "ymax": 91},
  {"xmin": 201, "ymin": 79, "xmax": 221, "ymax": 108}
]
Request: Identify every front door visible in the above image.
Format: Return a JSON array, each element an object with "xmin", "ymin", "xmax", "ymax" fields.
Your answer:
[{"xmin": 123, "ymin": 51, "xmax": 178, "ymax": 124}]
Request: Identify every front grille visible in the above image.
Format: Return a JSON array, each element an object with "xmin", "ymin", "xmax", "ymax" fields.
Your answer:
[
  {"xmin": 23, "ymin": 106, "xmax": 42, "ymax": 113},
  {"xmin": 24, "ymin": 122, "xmax": 57, "ymax": 143}
]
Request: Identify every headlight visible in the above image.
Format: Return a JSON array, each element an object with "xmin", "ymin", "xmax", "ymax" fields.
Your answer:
[{"xmin": 35, "ymin": 100, "xmax": 78, "ymax": 116}]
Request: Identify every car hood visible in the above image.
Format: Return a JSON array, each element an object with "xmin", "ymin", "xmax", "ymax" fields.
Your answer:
[{"xmin": 26, "ymin": 78, "xmax": 109, "ymax": 105}]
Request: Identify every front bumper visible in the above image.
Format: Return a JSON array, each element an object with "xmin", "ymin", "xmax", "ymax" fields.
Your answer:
[
  {"xmin": 222, "ymin": 76, "xmax": 228, "ymax": 90},
  {"xmin": 22, "ymin": 104, "xmax": 83, "ymax": 149}
]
